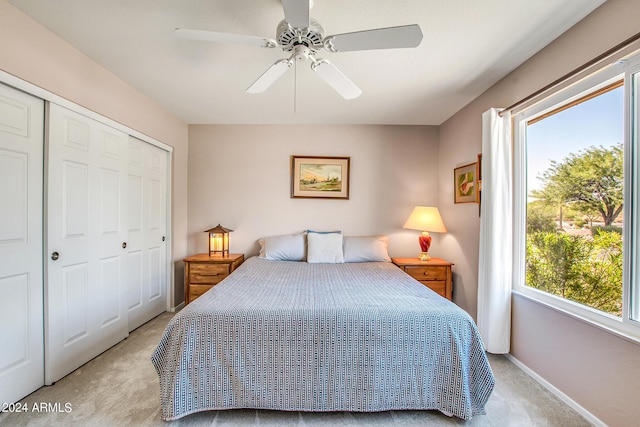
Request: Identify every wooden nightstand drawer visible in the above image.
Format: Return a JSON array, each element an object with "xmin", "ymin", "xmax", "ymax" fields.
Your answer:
[
  {"xmin": 420, "ymin": 280, "xmax": 447, "ymax": 297},
  {"xmin": 405, "ymin": 266, "xmax": 447, "ymax": 281},
  {"xmin": 189, "ymin": 284, "xmax": 214, "ymax": 300},
  {"xmin": 391, "ymin": 257, "xmax": 454, "ymax": 301},
  {"xmin": 184, "ymin": 253, "xmax": 244, "ymax": 305},
  {"xmin": 189, "ymin": 263, "xmax": 230, "ymax": 284}
]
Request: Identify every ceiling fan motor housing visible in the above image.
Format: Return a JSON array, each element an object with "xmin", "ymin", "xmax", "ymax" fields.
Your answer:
[{"xmin": 277, "ymin": 19, "xmax": 324, "ymax": 55}]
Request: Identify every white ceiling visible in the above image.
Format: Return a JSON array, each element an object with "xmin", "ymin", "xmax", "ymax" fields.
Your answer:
[{"xmin": 10, "ymin": 0, "xmax": 605, "ymax": 125}]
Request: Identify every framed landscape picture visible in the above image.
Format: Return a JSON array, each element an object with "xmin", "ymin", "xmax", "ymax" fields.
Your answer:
[
  {"xmin": 454, "ymin": 162, "xmax": 477, "ymax": 204},
  {"xmin": 291, "ymin": 156, "xmax": 350, "ymax": 199}
]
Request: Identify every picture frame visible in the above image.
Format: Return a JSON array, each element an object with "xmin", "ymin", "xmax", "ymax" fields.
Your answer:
[
  {"xmin": 454, "ymin": 162, "xmax": 478, "ymax": 204},
  {"xmin": 476, "ymin": 153, "xmax": 482, "ymax": 205},
  {"xmin": 291, "ymin": 156, "xmax": 350, "ymax": 199}
]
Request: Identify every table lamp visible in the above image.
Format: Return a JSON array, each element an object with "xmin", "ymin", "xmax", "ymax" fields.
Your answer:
[
  {"xmin": 402, "ymin": 206, "xmax": 447, "ymax": 261},
  {"xmin": 205, "ymin": 224, "xmax": 232, "ymax": 257}
]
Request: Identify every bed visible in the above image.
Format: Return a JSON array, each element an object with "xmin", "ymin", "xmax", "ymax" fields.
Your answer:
[{"xmin": 152, "ymin": 251, "xmax": 494, "ymax": 421}]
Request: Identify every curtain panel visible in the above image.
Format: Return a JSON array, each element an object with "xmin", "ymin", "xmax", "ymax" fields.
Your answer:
[{"xmin": 477, "ymin": 108, "xmax": 513, "ymax": 354}]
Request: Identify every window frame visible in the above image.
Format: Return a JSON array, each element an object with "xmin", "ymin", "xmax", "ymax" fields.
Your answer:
[{"xmin": 512, "ymin": 55, "xmax": 640, "ymax": 343}]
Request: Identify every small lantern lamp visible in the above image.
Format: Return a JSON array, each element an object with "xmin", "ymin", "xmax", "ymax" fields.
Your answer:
[{"xmin": 205, "ymin": 224, "xmax": 232, "ymax": 257}]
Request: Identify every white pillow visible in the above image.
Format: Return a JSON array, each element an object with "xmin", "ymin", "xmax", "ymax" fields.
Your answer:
[
  {"xmin": 343, "ymin": 235, "xmax": 391, "ymax": 262},
  {"xmin": 307, "ymin": 232, "xmax": 344, "ymax": 264},
  {"xmin": 258, "ymin": 233, "xmax": 306, "ymax": 261}
]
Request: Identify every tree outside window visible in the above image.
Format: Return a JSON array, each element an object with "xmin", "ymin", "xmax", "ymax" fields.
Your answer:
[{"xmin": 525, "ymin": 83, "xmax": 624, "ymax": 317}]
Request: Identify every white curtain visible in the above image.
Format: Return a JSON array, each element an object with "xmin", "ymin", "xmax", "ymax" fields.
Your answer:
[{"xmin": 477, "ymin": 108, "xmax": 512, "ymax": 354}]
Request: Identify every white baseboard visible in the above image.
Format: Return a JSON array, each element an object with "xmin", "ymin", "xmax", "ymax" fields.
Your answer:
[
  {"xmin": 504, "ymin": 354, "xmax": 605, "ymax": 427},
  {"xmin": 169, "ymin": 302, "xmax": 185, "ymax": 312}
]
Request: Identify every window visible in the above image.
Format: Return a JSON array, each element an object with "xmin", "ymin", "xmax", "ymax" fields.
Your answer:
[{"xmin": 513, "ymin": 55, "xmax": 640, "ymax": 341}]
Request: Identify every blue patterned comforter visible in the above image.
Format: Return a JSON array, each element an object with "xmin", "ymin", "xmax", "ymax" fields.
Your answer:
[{"xmin": 152, "ymin": 257, "xmax": 494, "ymax": 420}]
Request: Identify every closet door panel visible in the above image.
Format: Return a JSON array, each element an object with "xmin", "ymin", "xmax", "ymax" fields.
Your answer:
[
  {"xmin": 0, "ymin": 83, "xmax": 44, "ymax": 403},
  {"xmin": 149, "ymin": 246, "xmax": 163, "ymax": 300},
  {"xmin": 0, "ymin": 274, "xmax": 30, "ymax": 368},
  {"xmin": 61, "ymin": 263, "xmax": 89, "ymax": 344},
  {"xmin": 46, "ymin": 104, "xmax": 128, "ymax": 384},
  {"xmin": 126, "ymin": 137, "xmax": 167, "ymax": 331},
  {"xmin": 100, "ymin": 256, "xmax": 121, "ymax": 325},
  {"xmin": 149, "ymin": 177, "xmax": 163, "ymax": 230},
  {"xmin": 62, "ymin": 161, "xmax": 89, "ymax": 238},
  {"xmin": 100, "ymin": 168, "xmax": 121, "ymax": 234},
  {"xmin": 0, "ymin": 151, "xmax": 27, "ymax": 240},
  {"xmin": 126, "ymin": 250, "xmax": 143, "ymax": 310},
  {"xmin": 126, "ymin": 173, "xmax": 144, "ymax": 312},
  {"xmin": 146, "ymin": 143, "xmax": 167, "ymax": 308}
]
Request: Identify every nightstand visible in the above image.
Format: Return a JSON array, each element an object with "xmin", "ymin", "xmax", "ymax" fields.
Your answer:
[
  {"xmin": 392, "ymin": 257, "xmax": 454, "ymax": 301},
  {"xmin": 184, "ymin": 253, "xmax": 244, "ymax": 305}
]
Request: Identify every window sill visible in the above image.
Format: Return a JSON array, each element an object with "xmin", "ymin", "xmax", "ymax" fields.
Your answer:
[{"xmin": 512, "ymin": 290, "xmax": 640, "ymax": 346}]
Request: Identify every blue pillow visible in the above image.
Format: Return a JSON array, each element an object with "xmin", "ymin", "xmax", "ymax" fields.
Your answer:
[{"xmin": 306, "ymin": 230, "xmax": 341, "ymax": 234}]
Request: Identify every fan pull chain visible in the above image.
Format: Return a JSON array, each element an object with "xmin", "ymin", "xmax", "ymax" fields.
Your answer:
[{"xmin": 294, "ymin": 60, "xmax": 297, "ymax": 113}]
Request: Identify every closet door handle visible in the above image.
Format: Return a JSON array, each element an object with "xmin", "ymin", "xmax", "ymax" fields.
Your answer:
[
  {"xmin": 51, "ymin": 251, "xmax": 59, "ymax": 261},
  {"xmin": 122, "ymin": 242, "xmax": 127, "ymax": 249},
  {"xmin": 162, "ymin": 236, "xmax": 165, "ymax": 242}
]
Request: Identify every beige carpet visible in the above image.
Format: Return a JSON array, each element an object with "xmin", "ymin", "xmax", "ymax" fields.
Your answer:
[{"xmin": 0, "ymin": 312, "xmax": 590, "ymax": 426}]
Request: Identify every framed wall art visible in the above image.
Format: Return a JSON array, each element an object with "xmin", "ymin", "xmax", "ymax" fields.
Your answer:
[
  {"xmin": 291, "ymin": 156, "xmax": 350, "ymax": 199},
  {"xmin": 476, "ymin": 153, "xmax": 483, "ymax": 214},
  {"xmin": 454, "ymin": 162, "xmax": 478, "ymax": 204},
  {"xmin": 477, "ymin": 153, "xmax": 482, "ymax": 204}
]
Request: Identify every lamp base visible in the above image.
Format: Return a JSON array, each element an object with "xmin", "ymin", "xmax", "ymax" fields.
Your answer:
[{"xmin": 418, "ymin": 252, "xmax": 431, "ymax": 261}]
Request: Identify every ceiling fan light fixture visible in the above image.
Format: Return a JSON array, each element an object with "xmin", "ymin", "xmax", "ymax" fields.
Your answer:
[{"xmin": 293, "ymin": 45, "xmax": 311, "ymax": 61}]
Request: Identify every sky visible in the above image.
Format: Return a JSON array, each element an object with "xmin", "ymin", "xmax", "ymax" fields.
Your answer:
[
  {"xmin": 526, "ymin": 85, "xmax": 624, "ymax": 193},
  {"xmin": 300, "ymin": 163, "xmax": 342, "ymax": 182}
]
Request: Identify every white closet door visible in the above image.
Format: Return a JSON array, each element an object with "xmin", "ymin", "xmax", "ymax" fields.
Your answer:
[
  {"xmin": 126, "ymin": 137, "xmax": 167, "ymax": 331},
  {"xmin": 0, "ymin": 84, "xmax": 44, "ymax": 403},
  {"xmin": 45, "ymin": 104, "xmax": 128, "ymax": 384}
]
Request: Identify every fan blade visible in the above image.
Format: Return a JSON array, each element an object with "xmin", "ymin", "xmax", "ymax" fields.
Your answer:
[
  {"xmin": 282, "ymin": 0, "xmax": 310, "ymax": 28},
  {"xmin": 324, "ymin": 24, "xmax": 423, "ymax": 52},
  {"xmin": 247, "ymin": 59, "xmax": 292, "ymax": 93},
  {"xmin": 311, "ymin": 60, "xmax": 362, "ymax": 100},
  {"xmin": 175, "ymin": 28, "xmax": 277, "ymax": 48}
]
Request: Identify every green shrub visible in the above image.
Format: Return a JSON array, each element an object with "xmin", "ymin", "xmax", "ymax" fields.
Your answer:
[
  {"xmin": 526, "ymin": 230, "xmax": 622, "ymax": 316},
  {"xmin": 591, "ymin": 225, "xmax": 622, "ymax": 236}
]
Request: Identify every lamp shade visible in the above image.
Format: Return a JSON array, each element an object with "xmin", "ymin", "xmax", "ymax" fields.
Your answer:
[{"xmin": 403, "ymin": 206, "xmax": 447, "ymax": 233}]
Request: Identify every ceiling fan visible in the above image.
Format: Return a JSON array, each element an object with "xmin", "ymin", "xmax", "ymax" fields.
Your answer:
[{"xmin": 175, "ymin": 0, "xmax": 423, "ymax": 100}]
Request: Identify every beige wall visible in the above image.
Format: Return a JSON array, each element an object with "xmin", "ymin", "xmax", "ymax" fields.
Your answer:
[
  {"xmin": 0, "ymin": 1, "xmax": 189, "ymax": 307},
  {"xmin": 438, "ymin": 0, "xmax": 640, "ymax": 425},
  {"xmin": 187, "ymin": 125, "xmax": 440, "ymax": 259}
]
